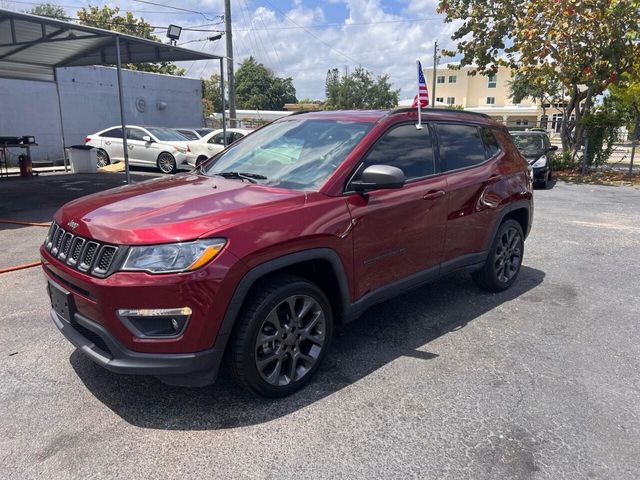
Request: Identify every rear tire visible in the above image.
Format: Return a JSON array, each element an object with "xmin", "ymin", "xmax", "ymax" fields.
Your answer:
[
  {"xmin": 96, "ymin": 149, "xmax": 110, "ymax": 168},
  {"xmin": 472, "ymin": 219, "xmax": 524, "ymax": 292},
  {"xmin": 229, "ymin": 275, "xmax": 333, "ymax": 397},
  {"xmin": 157, "ymin": 152, "xmax": 177, "ymax": 174}
]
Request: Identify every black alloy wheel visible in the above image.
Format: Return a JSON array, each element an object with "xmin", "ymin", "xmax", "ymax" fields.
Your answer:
[{"xmin": 472, "ymin": 219, "xmax": 524, "ymax": 292}]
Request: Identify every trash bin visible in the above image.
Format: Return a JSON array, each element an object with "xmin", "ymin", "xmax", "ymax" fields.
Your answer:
[
  {"xmin": 18, "ymin": 154, "xmax": 33, "ymax": 178},
  {"xmin": 67, "ymin": 145, "xmax": 97, "ymax": 173}
]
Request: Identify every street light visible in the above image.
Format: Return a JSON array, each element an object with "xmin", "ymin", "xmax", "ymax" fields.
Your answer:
[{"xmin": 166, "ymin": 24, "xmax": 182, "ymax": 45}]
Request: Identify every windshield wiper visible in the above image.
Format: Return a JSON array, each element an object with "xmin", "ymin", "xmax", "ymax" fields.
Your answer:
[{"xmin": 215, "ymin": 171, "xmax": 267, "ymax": 183}]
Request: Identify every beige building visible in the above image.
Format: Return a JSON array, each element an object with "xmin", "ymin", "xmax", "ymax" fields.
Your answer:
[{"xmin": 419, "ymin": 64, "xmax": 564, "ymax": 132}]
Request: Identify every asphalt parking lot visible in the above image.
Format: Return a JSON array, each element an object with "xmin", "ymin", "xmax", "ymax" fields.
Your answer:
[{"xmin": 1, "ymin": 175, "xmax": 639, "ymax": 479}]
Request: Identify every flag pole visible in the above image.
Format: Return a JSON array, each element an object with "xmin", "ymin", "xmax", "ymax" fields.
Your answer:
[{"xmin": 416, "ymin": 59, "xmax": 423, "ymax": 130}]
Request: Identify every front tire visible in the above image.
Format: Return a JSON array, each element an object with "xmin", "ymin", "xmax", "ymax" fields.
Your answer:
[
  {"xmin": 472, "ymin": 219, "xmax": 524, "ymax": 292},
  {"xmin": 157, "ymin": 152, "xmax": 177, "ymax": 174},
  {"xmin": 96, "ymin": 149, "xmax": 110, "ymax": 167},
  {"xmin": 229, "ymin": 275, "xmax": 333, "ymax": 397}
]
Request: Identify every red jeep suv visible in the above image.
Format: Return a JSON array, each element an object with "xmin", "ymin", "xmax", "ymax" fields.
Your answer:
[{"xmin": 41, "ymin": 109, "xmax": 533, "ymax": 397}]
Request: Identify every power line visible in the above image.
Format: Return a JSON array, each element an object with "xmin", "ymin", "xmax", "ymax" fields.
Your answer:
[
  {"xmin": 132, "ymin": 0, "xmax": 222, "ymax": 21},
  {"xmin": 6, "ymin": 0, "xmax": 215, "ymax": 15},
  {"xmin": 261, "ymin": 0, "xmax": 363, "ymax": 68},
  {"xmin": 231, "ymin": 17, "xmax": 444, "ymax": 31}
]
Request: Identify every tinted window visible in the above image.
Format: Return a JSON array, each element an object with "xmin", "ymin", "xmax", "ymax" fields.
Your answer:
[
  {"xmin": 481, "ymin": 127, "xmax": 500, "ymax": 158},
  {"xmin": 176, "ymin": 129, "xmax": 199, "ymax": 140},
  {"xmin": 358, "ymin": 124, "xmax": 434, "ymax": 180},
  {"xmin": 436, "ymin": 124, "xmax": 487, "ymax": 171},
  {"xmin": 101, "ymin": 128, "xmax": 123, "ymax": 138},
  {"xmin": 127, "ymin": 128, "xmax": 147, "ymax": 141},
  {"xmin": 230, "ymin": 132, "xmax": 245, "ymax": 143},
  {"xmin": 209, "ymin": 133, "xmax": 224, "ymax": 145}
]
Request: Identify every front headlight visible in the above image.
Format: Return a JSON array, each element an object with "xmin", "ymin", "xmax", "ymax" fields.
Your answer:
[
  {"xmin": 122, "ymin": 239, "xmax": 225, "ymax": 273},
  {"xmin": 532, "ymin": 155, "xmax": 547, "ymax": 168}
]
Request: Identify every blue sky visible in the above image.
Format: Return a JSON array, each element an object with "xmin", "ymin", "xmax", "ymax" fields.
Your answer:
[{"xmin": 7, "ymin": 0, "xmax": 459, "ymax": 100}]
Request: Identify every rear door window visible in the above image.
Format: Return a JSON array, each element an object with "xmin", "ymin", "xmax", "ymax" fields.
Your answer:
[
  {"xmin": 435, "ymin": 124, "xmax": 487, "ymax": 171},
  {"xmin": 357, "ymin": 123, "xmax": 435, "ymax": 180},
  {"xmin": 101, "ymin": 128, "xmax": 123, "ymax": 138}
]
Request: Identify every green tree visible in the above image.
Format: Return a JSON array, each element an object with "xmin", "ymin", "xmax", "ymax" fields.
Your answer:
[
  {"xmin": 507, "ymin": 73, "xmax": 561, "ymax": 119},
  {"xmin": 437, "ymin": 0, "xmax": 640, "ymax": 153},
  {"xmin": 235, "ymin": 57, "xmax": 297, "ymax": 110},
  {"xmin": 28, "ymin": 3, "xmax": 67, "ymax": 19},
  {"xmin": 324, "ymin": 66, "xmax": 399, "ymax": 109},
  {"xmin": 202, "ymin": 73, "xmax": 223, "ymax": 116},
  {"xmin": 76, "ymin": 6, "xmax": 185, "ymax": 76},
  {"xmin": 607, "ymin": 66, "xmax": 640, "ymax": 141}
]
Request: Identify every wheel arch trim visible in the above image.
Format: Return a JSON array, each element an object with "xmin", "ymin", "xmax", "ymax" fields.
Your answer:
[{"xmin": 213, "ymin": 248, "xmax": 351, "ymax": 351}]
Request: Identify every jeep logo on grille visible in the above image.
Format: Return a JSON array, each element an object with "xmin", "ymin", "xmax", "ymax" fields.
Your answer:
[{"xmin": 67, "ymin": 219, "xmax": 79, "ymax": 230}]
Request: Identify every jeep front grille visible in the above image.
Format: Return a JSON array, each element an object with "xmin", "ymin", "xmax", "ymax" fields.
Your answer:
[{"xmin": 44, "ymin": 222, "xmax": 119, "ymax": 277}]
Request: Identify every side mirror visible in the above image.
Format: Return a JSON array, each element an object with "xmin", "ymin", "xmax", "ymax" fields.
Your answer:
[
  {"xmin": 142, "ymin": 135, "xmax": 153, "ymax": 143},
  {"xmin": 351, "ymin": 165, "xmax": 405, "ymax": 192},
  {"xmin": 548, "ymin": 145, "xmax": 558, "ymax": 151}
]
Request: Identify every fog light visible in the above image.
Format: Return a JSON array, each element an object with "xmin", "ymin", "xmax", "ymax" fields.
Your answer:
[{"xmin": 117, "ymin": 307, "xmax": 192, "ymax": 338}]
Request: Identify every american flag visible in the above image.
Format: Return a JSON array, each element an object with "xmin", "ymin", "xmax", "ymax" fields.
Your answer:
[{"xmin": 412, "ymin": 60, "xmax": 430, "ymax": 108}]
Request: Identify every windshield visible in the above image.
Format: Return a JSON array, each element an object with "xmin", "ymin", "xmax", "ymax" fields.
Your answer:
[
  {"xmin": 201, "ymin": 119, "xmax": 373, "ymax": 190},
  {"xmin": 148, "ymin": 127, "xmax": 189, "ymax": 142},
  {"xmin": 196, "ymin": 128, "xmax": 214, "ymax": 136},
  {"xmin": 512, "ymin": 134, "xmax": 544, "ymax": 153}
]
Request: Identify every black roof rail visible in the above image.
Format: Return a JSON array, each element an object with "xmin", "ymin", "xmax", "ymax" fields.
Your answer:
[{"xmin": 388, "ymin": 107, "xmax": 492, "ymax": 120}]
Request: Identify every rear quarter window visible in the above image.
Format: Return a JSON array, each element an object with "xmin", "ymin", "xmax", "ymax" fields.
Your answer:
[
  {"xmin": 481, "ymin": 127, "xmax": 501, "ymax": 158},
  {"xmin": 435, "ymin": 124, "xmax": 487, "ymax": 171}
]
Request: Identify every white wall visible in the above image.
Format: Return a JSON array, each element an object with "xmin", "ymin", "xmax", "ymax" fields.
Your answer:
[{"xmin": 0, "ymin": 66, "xmax": 203, "ymax": 163}]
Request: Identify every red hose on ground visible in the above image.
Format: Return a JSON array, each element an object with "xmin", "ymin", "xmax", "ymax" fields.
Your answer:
[
  {"xmin": 0, "ymin": 261, "xmax": 42, "ymax": 274},
  {"xmin": 0, "ymin": 220, "xmax": 51, "ymax": 227}
]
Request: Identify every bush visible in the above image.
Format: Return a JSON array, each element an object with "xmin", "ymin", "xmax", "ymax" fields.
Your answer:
[
  {"xmin": 581, "ymin": 111, "xmax": 623, "ymax": 168},
  {"xmin": 552, "ymin": 150, "xmax": 578, "ymax": 171}
]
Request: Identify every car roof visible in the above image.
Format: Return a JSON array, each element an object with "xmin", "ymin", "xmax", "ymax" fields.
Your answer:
[{"xmin": 284, "ymin": 108, "xmax": 498, "ymax": 126}]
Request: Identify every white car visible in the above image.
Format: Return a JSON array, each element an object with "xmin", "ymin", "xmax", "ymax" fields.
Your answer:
[
  {"xmin": 187, "ymin": 128, "xmax": 251, "ymax": 167},
  {"xmin": 85, "ymin": 125, "xmax": 195, "ymax": 173}
]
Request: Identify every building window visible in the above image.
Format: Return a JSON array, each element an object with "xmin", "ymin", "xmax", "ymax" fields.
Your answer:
[
  {"xmin": 488, "ymin": 74, "xmax": 497, "ymax": 88},
  {"xmin": 437, "ymin": 75, "xmax": 445, "ymax": 84},
  {"xmin": 486, "ymin": 97, "xmax": 496, "ymax": 105},
  {"xmin": 446, "ymin": 97, "xmax": 455, "ymax": 105},
  {"xmin": 435, "ymin": 97, "xmax": 444, "ymax": 103},
  {"xmin": 448, "ymin": 75, "xmax": 457, "ymax": 83}
]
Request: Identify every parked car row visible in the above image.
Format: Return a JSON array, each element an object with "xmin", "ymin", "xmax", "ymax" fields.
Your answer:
[{"xmin": 85, "ymin": 125, "xmax": 251, "ymax": 173}]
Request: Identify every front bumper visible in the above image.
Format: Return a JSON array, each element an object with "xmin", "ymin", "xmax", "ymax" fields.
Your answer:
[
  {"xmin": 532, "ymin": 166, "xmax": 548, "ymax": 182},
  {"xmin": 51, "ymin": 307, "xmax": 223, "ymax": 386}
]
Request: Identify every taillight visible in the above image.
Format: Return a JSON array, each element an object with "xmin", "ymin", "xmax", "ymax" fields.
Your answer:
[
  {"xmin": 84, "ymin": 137, "xmax": 91, "ymax": 143},
  {"xmin": 187, "ymin": 144, "xmax": 191, "ymax": 152}
]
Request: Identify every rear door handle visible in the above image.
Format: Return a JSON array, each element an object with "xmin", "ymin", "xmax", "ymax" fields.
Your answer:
[{"xmin": 423, "ymin": 190, "xmax": 446, "ymax": 200}]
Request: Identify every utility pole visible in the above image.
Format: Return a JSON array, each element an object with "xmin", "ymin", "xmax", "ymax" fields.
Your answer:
[
  {"xmin": 431, "ymin": 40, "xmax": 438, "ymax": 108},
  {"xmin": 224, "ymin": 0, "xmax": 237, "ymax": 127}
]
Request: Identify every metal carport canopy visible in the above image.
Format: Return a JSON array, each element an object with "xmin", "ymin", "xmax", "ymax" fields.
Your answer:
[{"xmin": 0, "ymin": 8, "xmax": 226, "ymax": 182}]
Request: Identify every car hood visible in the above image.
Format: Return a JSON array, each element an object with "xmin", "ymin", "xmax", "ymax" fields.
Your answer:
[
  {"xmin": 522, "ymin": 151, "xmax": 545, "ymax": 163},
  {"xmin": 54, "ymin": 173, "xmax": 306, "ymax": 244}
]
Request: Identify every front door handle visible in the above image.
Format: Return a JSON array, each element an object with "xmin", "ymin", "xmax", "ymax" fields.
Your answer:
[{"xmin": 423, "ymin": 190, "xmax": 446, "ymax": 200}]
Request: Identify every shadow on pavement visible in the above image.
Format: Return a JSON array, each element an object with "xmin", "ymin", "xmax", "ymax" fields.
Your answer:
[{"xmin": 71, "ymin": 266, "xmax": 545, "ymax": 430}]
